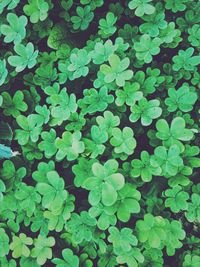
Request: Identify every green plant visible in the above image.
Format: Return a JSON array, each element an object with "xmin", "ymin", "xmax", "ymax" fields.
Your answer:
[
  {"xmin": 131, "ymin": 150, "xmax": 162, "ymax": 182},
  {"xmin": 164, "ymin": 186, "xmax": 189, "ymax": 213},
  {"xmin": 108, "ymin": 227, "xmax": 138, "ymax": 254},
  {"xmin": 128, "ymin": 0, "xmax": 155, "ymax": 17},
  {"xmin": 0, "ymin": 228, "xmax": 9, "ymax": 257},
  {"xmin": 115, "ymin": 82, "xmax": 143, "ymax": 106},
  {"xmin": 0, "ymin": 1, "xmax": 200, "ymax": 266},
  {"xmin": 165, "ymin": 84, "xmax": 198, "ymax": 112},
  {"xmin": 100, "ymin": 54, "xmax": 133, "ymax": 87},
  {"xmin": 1, "ymin": 91, "xmax": 28, "ymax": 118},
  {"xmin": 98, "ymin": 12, "xmax": 117, "ymax": 38},
  {"xmin": 188, "ymin": 24, "xmax": 200, "ymax": 47},
  {"xmin": 10, "ymin": 234, "xmax": 33, "ymax": 258},
  {"xmin": 15, "ymin": 115, "xmax": 42, "ymax": 145},
  {"xmin": 0, "ymin": 13, "xmax": 27, "ymax": 44},
  {"xmin": 172, "ymin": 47, "xmax": 200, "ymax": 71},
  {"xmin": 111, "ymin": 183, "xmax": 141, "ymax": 222},
  {"xmin": 83, "ymin": 159, "xmax": 124, "ymax": 206},
  {"xmin": 134, "ymin": 34, "xmax": 162, "ymax": 63},
  {"xmin": 136, "ymin": 214, "xmax": 166, "ymax": 248},
  {"xmin": 55, "ymin": 131, "xmax": 85, "ymax": 161},
  {"xmin": 185, "ymin": 193, "xmax": 200, "ymax": 223},
  {"xmin": 65, "ymin": 211, "xmax": 97, "ymax": 244},
  {"xmin": 31, "ymin": 235, "xmax": 55, "ymax": 265},
  {"xmin": 68, "ymin": 49, "xmax": 91, "ymax": 79},
  {"xmin": 156, "ymin": 117, "xmax": 194, "ymax": 149},
  {"xmin": 0, "ymin": 59, "xmax": 8, "ymax": 86},
  {"xmin": 23, "ymin": 0, "xmax": 49, "ymax": 23},
  {"xmin": 183, "ymin": 254, "xmax": 200, "ymax": 267},
  {"xmin": 8, "ymin": 42, "xmax": 38, "ymax": 72},
  {"xmin": 151, "ymin": 145, "xmax": 183, "ymax": 176},
  {"xmin": 130, "ymin": 98, "xmax": 162, "ymax": 126},
  {"xmin": 52, "ymin": 248, "xmax": 79, "ymax": 267},
  {"xmin": 71, "ymin": 6, "xmax": 94, "ymax": 31},
  {"xmin": 36, "ymin": 171, "xmax": 68, "ymax": 212}
]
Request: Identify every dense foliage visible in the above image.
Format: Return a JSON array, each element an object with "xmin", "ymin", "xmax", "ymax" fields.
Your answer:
[{"xmin": 0, "ymin": 0, "xmax": 200, "ymax": 266}]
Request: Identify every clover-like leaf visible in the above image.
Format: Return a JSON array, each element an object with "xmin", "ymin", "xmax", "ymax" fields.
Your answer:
[
  {"xmin": 129, "ymin": 0, "xmax": 155, "ymax": 17},
  {"xmin": 38, "ymin": 129, "xmax": 57, "ymax": 158},
  {"xmin": 151, "ymin": 145, "xmax": 183, "ymax": 177},
  {"xmin": 10, "ymin": 234, "xmax": 33, "ymax": 258},
  {"xmin": 1, "ymin": 91, "xmax": 28, "ymax": 118},
  {"xmin": 172, "ymin": 47, "xmax": 200, "ymax": 71},
  {"xmin": 130, "ymin": 97, "xmax": 162, "ymax": 126},
  {"xmin": 136, "ymin": 214, "xmax": 166, "ymax": 248},
  {"xmin": 90, "ymin": 40, "xmax": 117, "ymax": 65},
  {"xmin": 36, "ymin": 171, "xmax": 68, "ymax": 212},
  {"xmin": 15, "ymin": 114, "xmax": 42, "ymax": 145},
  {"xmin": 112, "ymin": 183, "xmax": 141, "ymax": 222},
  {"xmin": 65, "ymin": 211, "xmax": 97, "ymax": 244},
  {"xmin": 164, "ymin": 186, "xmax": 189, "ymax": 213},
  {"xmin": 31, "ymin": 235, "xmax": 55, "ymax": 265},
  {"xmin": 71, "ymin": 6, "xmax": 94, "ymax": 31},
  {"xmin": 115, "ymin": 82, "xmax": 143, "ymax": 107},
  {"xmin": 100, "ymin": 54, "xmax": 133, "ymax": 87},
  {"xmin": 108, "ymin": 227, "xmax": 138, "ymax": 255},
  {"xmin": 83, "ymin": 159, "xmax": 125, "ymax": 206},
  {"xmin": 110, "ymin": 127, "xmax": 137, "ymax": 156},
  {"xmin": 98, "ymin": 12, "xmax": 117, "ymax": 38},
  {"xmin": 23, "ymin": 0, "xmax": 49, "ymax": 23},
  {"xmin": 68, "ymin": 49, "xmax": 91, "ymax": 79},
  {"xmin": 165, "ymin": 85, "xmax": 198, "ymax": 112},
  {"xmin": 52, "ymin": 248, "xmax": 79, "ymax": 267},
  {"xmin": 0, "ymin": 13, "xmax": 27, "ymax": 44},
  {"xmin": 156, "ymin": 117, "xmax": 194, "ymax": 151},
  {"xmin": 131, "ymin": 150, "xmax": 162, "ymax": 182},
  {"xmin": 55, "ymin": 131, "xmax": 85, "ymax": 161},
  {"xmin": 0, "ymin": 228, "xmax": 9, "ymax": 257},
  {"xmin": 8, "ymin": 42, "xmax": 38, "ymax": 72},
  {"xmin": 134, "ymin": 34, "xmax": 162, "ymax": 63},
  {"xmin": 185, "ymin": 193, "xmax": 200, "ymax": 223}
]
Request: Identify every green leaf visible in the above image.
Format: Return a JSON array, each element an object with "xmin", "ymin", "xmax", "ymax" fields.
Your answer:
[
  {"xmin": 172, "ymin": 47, "xmax": 200, "ymax": 71},
  {"xmin": 129, "ymin": 0, "xmax": 155, "ymax": 17},
  {"xmin": 134, "ymin": 34, "xmax": 162, "ymax": 63},
  {"xmin": 31, "ymin": 235, "xmax": 55, "ymax": 265},
  {"xmin": 100, "ymin": 54, "xmax": 133, "ymax": 87},
  {"xmin": 8, "ymin": 42, "xmax": 38, "ymax": 72},
  {"xmin": 110, "ymin": 127, "xmax": 137, "ymax": 156},
  {"xmin": 36, "ymin": 171, "xmax": 68, "ymax": 212},
  {"xmin": 71, "ymin": 6, "xmax": 94, "ymax": 31},
  {"xmin": 0, "ymin": 59, "xmax": 8, "ymax": 86},
  {"xmin": 165, "ymin": 85, "xmax": 197, "ymax": 112},
  {"xmin": 185, "ymin": 193, "xmax": 200, "ymax": 223},
  {"xmin": 10, "ymin": 233, "xmax": 33, "ymax": 258},
  {"xmin": 83, "ymin": 160, "xmax": 124, "ymax": 206},
  {"xmin": 38, "ymin": 129, "xmax": 57, "ymax": 158},
  {"xmin": 65, "ymin": 212, "xmax": 96, "ymax": 244},
  {"xmin": 0, "ymin": 228, "xmax": 9, "ymax": 257},
  {"xmin": 98, "ymin": 12, "xmax": 117, "ymax": 38},
  {"xmin": 108, "ymin": 226, "xmax": 138, "ymax": 254},
  {"xmin": 23, "ymin": 0, "xmax": 49, "ymax": 23},
  {"xmin": 164, "ymin": 186, "xmax": 189, "ymax": 213},
  {"xmin": 0, "ymin": 13, "xmax": 27, "ymax": 44},
  {"xmin": 52, "ymin": 248, "xmax": 79, "ymax": 267},
  {"xmin": 130, "ymin": 98, "xmax": 162, "ymax": 126},
  {"xmin": 136, "ymin": 214, "xmax": 166, "ymax": 248},
  {"xmin": 1, "ymin": 91, "xmax": 28, "ymax": 118},
  {"xmin": 55, "ymin": 131, "xmax": 85, "ymax": 161}
]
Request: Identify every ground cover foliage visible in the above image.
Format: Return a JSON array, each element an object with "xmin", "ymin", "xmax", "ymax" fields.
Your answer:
[{"xmin": 0, "ymin": 0, "xmax": 200, "ymax": 266}]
